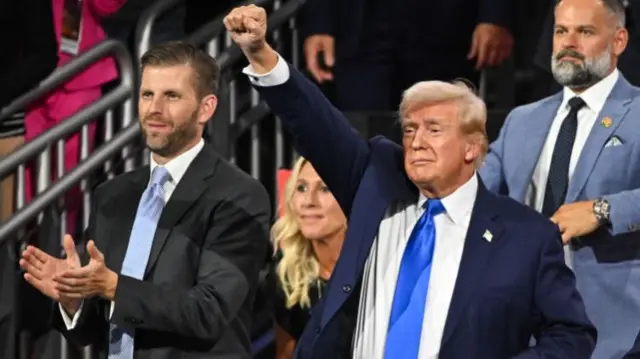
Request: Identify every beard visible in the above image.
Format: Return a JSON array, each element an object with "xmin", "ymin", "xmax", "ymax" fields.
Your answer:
[
  {"xmin": 551, "ymin": 47, "xmax": 612, "ymax": 89},
  {"xmin": 141, "ymin": 108, "xmax": 199, "ymax": 158}
]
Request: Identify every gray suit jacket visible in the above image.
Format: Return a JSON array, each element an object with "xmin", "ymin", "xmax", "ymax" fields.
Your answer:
[{"xmin": 480, "ymin": 74, "xmax": 640, "ymax": 359}]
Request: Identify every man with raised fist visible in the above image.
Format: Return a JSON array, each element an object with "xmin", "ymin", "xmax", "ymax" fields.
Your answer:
[{"xmin": 225, "ymin": 5, "xmax": 596, "ymax": 359}]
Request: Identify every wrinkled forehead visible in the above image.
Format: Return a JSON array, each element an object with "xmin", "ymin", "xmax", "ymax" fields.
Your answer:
[{"xmin": 401, "ymin": 102, "xmax": 461, "ymax": 126}]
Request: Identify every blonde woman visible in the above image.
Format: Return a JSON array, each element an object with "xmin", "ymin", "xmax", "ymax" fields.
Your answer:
[{"xmin": 272, "ymin": 157, "xmax": 347, "ymax": 359}]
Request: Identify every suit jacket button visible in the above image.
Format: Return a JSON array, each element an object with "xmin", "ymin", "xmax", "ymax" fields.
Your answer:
[
  {"xmin": 342, "ymin": 285, "xmax": 352, "ymax": 293},
  {"xmin": 315, "ymin": 326, "xmax": 321, "ymax": 334}
]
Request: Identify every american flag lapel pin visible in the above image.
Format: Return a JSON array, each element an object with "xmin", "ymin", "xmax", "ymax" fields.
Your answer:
[{"xmin": 483, "ymin": 229, "xmax": 493, "ymax": 242}]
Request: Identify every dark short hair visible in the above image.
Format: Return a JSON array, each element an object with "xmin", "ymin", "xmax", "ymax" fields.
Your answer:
[
  {"xmin": 141, "ymin": 41, "xmax": 220, "ymax": 98},
  {"xmin": 556, "ymin": 0, "xmax": 626, "ymax": 26}
]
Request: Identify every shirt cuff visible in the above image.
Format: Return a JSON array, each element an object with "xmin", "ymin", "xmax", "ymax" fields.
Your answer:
[
  {"xmin": 109, "ymin": 301, "xmax": 115, "ymax": 320},
  {"xmin": 59, "ymin": 301, "xmax": 84, "ymax": 330},
  {"xmin": 242, "ymin": 53, "xmax": 290, "ymax": 87}
]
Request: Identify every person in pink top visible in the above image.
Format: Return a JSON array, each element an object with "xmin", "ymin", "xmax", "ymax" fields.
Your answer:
[{"xmin": 25, "ymin": 0, "xmax": 126, "ymax": 235}]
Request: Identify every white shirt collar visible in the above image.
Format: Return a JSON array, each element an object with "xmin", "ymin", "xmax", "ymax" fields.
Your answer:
[
  {"xmin": 561, "ymin": 68, "xmax": 619, "ymax": 115},
  {"xmin": 149, "ymin": 139, "xmax": 205, "ymax": 185},
  {"xmin": 417, "ymin": 173, "xmax": 478, "ymax": 225}
]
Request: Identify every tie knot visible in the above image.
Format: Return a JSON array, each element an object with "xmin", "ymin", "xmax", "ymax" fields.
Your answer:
[
  {"xmin": 150, "ymin": 166, "xmax": 170, "ymax": 187},
  {"xmin": 568, "ymin": 97, "xmax": 586, "ymax": 112},
  {"xmin": 423, "ymin": 198, "xmax": 445, "ymax": 216}
]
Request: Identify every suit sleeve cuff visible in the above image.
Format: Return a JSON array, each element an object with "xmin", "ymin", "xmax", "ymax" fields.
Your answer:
[
  {"xmin": 58, "ymin": 301, "xmax": 84, "ymax": 330},
  {"xmin": 242, "ymin": 54, "xmax": 290, "ymax": 87}
]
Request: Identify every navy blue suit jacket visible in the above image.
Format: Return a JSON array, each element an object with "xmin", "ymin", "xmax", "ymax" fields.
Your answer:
[{"xmin": 253, "ymin": 63, "xmax": 597, "ymax": 359}]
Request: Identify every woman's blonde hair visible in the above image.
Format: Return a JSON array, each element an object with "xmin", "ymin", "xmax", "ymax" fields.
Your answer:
[
  {"xmin": 271, "ymin": 157, "xmax": 322, "ymax": 309},
  {"xmin": 399, "ymin": 79, "xmax": 489, "ymax": 168}
]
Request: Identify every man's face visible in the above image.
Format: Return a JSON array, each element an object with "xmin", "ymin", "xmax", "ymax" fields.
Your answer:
[
  {"xmin": 551, "ymin": 0, "xmax": 626, "ymax": 88},
  {"xmin": 402, "ymin": 102, "xmax": 476, "ymax": 193},
  {"xmin": 138, "ymin": 65, "xmax": 204, "ymax": 158}
]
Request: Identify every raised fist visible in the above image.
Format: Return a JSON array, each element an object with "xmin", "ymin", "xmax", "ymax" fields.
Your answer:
[{"xmin": 223, "ymin": 5, "xmax": 268, "ymax": 53}]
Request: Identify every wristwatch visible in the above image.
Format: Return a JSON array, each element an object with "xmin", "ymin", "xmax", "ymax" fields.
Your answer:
[{"xmin": 592, "ymin": 198, "xmax": 611, "ymax": 225}]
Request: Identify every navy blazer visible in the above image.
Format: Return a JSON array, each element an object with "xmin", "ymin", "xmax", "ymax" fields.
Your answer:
[{"xmin": 253, "ymin": 63, "xmax": 597, "ymax": 359}]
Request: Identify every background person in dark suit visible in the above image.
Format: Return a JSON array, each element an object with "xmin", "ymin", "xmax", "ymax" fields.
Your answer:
[
  {"xmin": 19, "ymin": 42, "xmax": 271, "ymax": 358},
  {"xmin": 300, "ymin": 0, "xmax": 516, "ymax": 111},
  {"xmin": 225, "ymin": 6, "xmax": 596, "ymax": 358}
]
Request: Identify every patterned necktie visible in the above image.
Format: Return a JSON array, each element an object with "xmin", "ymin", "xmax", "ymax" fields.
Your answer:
[
  {"xmin": 541, "ymin": 97, "xmax": 586, "ymax": 217},
  {"xmin": 109, "ymin": 166, "xmax": 170, "ymax": 359},
  {"xmin": 384, "ymin": 199, "xmax": 445, "ymax": 359}
]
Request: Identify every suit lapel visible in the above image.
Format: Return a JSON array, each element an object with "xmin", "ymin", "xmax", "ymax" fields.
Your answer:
[
  {"xmin": 102, "ymin": 170, "xmax": 148, "ymax": 274},
  {"xmin": 144, "ymin": 146, "xmax": 217, "ymax": 275},
  {"xmin": 320, "ymin": 151, "xmax": 418, "ymax": 328},
  {"xmin": 320, "ymin": 171, "xmax": 391, "ymax": 328},
  {"xmin": 566, "ymin": 77, "xmax": 634, "ymax": 202},
  {"xmin": 441, "ymin": 183, "xmax": 505, "ymax": 345},
  {"xmin": 512, "ymin": 93, "xmax": 562, "ymax": 201}
]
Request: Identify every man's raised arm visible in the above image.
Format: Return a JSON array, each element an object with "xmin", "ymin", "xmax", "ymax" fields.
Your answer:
[{"xmin": 224, "ymin": 5, "xmax": 371, "ymax": 216}]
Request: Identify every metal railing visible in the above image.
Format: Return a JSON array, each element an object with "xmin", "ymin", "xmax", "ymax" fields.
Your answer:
[
  {"xmin": 0, "ymin": 39, "xmax": 135, "ymax": 359},
  {"xmin": 0, "ymin": 39, "xmax": 135, "ymax": 241},
  {"xmin": 0, "ymin": 41, "xmax": 133, "ymax": 124},
  {"xmin": 135, "ymin": 0, "xmax": 185, "ymax": 60},
  {"xmin": 0, "ymin": 123, "xmax": 140, "ymax": 243}
]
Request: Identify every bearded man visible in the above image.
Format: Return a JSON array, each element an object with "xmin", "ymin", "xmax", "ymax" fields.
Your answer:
[
  {"xmin": 19, "ymin": 41, "xmax": 271, "ymax": 358},
  {"xmin": 479, "ymin": 0, "xmax": 640, "ymax": 358}
]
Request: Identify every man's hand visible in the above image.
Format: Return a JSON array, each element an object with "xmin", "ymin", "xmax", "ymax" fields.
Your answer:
[
  {"xmin": 304, "ymin": 35, "xmax": 335, "ymax": 83},
  {"xmin": 224, "ymin": 5, "xmax": 278, "ymax": 74},
  {"xmin": 54, "ymin": 240, "xmax": 118, "ymax": 301},
  {"xmin": 467, "ymin": 23, "xmax": 514, "ymax": 70},
  {"xmin": 551, "ymin": 200, "xmax": 600, "ymax": 244},
  {"xmin": 224, "ymin": 5, "xmax": 268, "ymax": 53},
  {"xmin": 20, "ymin": 234, "xmax": 82, "ymax": 314}
]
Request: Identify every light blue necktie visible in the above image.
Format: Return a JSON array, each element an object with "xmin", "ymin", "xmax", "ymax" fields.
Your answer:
[
  {"xmin": 109, "ymin": 166, "xmax": 170, "ymax": 359},
  {"xmin": 384, "ymin": 199, "xmax": 445, "ymax": 359}
]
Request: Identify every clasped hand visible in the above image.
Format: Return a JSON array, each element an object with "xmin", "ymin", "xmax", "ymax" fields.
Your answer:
[
  {"xmin": 20, "ymin": 235, "xmax": 118, "ymax": 313},
  {"xmin": 550, "ymin": 200, "xmax": 600, "ymax": 244}
]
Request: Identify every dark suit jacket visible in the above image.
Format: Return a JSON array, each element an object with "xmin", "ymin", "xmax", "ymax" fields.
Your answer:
[
  {"xmin": 52, "ymin": 144, "xmax": 271, "ymax": 358},
  {"xmin": 300, "ymin": 0, "xmax": 516, "ymax": 60},
  {"xmin": 253, "ymin": 64, "xmax": 597, "ymax": 359},
  {"xmin": 625, "ymin": 331, "xmax": 640, "ymax": 358}
]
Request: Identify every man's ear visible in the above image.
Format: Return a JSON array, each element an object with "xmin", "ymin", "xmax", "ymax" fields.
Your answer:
[{"xmin": 199, "ymin": 94, "xmax": 218, "ymax": 124}]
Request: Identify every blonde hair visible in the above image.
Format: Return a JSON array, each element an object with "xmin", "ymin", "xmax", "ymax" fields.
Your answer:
[
  {"xmin": 271, "ymin": 157, "xmax": 322, "ymax": 309},
  {"xmin": 399, "ymin": 80, "xmax": 489, "ymax": 168}
]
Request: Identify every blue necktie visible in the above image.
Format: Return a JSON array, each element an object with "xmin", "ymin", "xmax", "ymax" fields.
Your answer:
[
  {"xmin": 109, "ymin": 166, "xmax": 170, "ymax": 359},
  {"xmin": 541, "ymin": 97, "xmax": 586, "ymax": 217},
  {"xmin": 384, "ymin": 199, "xmax": 445, "ymax": 359}
]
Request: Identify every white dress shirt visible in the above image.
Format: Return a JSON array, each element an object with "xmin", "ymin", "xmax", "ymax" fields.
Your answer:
[
  {"xmin": 352, "ymin": 175, "xmax": 477, "ymax": 359},
  {"xmin": 243, "ymin": 54, "xmax": 479, "ymax": 358},
  {"xmin": 525, "ymin": 69, "xmax": 619, "ymax": 212},
  {"xmin": 525, "ymin": 69, "xmax": 618, "ymax": 267},
  {"xmin": 59, "ymin": 139, "xmax": 205, "ymax": 329}
]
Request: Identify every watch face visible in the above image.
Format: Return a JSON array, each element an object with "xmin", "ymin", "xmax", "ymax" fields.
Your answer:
[{"xmin": 594, "ymin": 200, "xmax": 610, "ymax": 221}]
